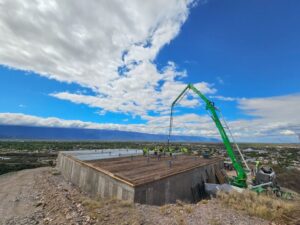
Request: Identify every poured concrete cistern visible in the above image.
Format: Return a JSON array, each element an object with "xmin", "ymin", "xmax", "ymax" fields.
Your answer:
[{"xmin": 57, "ymin": 149, "xmax": 223, "ymax": 205}]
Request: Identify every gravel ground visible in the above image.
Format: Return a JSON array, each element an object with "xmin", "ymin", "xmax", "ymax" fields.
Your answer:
[{"xmin": 0, "ymin": 167, "xmax": 270, "ymax": 225}]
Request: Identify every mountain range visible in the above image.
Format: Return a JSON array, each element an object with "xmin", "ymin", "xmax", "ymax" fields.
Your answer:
[{"xmin": 0, "ymin": 125, "xmax": 217, "ymax": 142}]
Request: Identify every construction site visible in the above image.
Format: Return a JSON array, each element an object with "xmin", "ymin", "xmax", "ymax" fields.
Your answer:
[
  {"xmin": 57, "ymin": 83, "xmax": 295, "ymax": 206},
  {"xmin": 1, "ymin": 82, "xmax": 298, "ymax": 224},
  {"xmin": 1, "ymin": 1, "xmax": 300, "ymax": 224},
  {"xmin": 58, "ymin": 149, "xmax": 224, "ymax": 205}
]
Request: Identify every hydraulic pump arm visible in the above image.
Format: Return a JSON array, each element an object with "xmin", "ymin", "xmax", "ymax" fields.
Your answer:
[{"xmin": 168, "ymin": 83, "xmax": 247, "ymax": 188}]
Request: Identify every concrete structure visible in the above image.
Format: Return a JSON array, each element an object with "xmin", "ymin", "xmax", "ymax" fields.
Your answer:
[{"xmin": 57, "ymin": 150, "xmax": 223, "ymax": 205}]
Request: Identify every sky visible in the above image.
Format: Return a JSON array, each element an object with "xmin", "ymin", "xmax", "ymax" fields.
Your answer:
[{"xmin": 0, "ymin": 0, "xmax": 299, "ymax": 143}]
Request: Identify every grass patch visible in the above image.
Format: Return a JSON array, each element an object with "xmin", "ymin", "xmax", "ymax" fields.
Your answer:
[{"xmin": 217, "ymin": 190, "xmax": 300, "ymax": 224}]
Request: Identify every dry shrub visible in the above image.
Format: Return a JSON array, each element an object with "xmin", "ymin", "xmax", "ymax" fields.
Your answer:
[
  {"xmin": 79, "ymin": 196, "xmax": 142, "ymax": 224},
  {"xmin": 81, "ymin": 198, "xmax": 102, "ymax": 210},
  {"xmin": 119, "ymin": 200, "xmax": 133, "ymax": 208},
  {"xmin": 208, "ymin": 218, "xmax": 221, "ymax": 225},
  {"xmin": 50, "ymin": 169, "xmax": 60, "ymax": 176},
  {"xmin": 217, "ymin": 190, "xmax": 299, "ymax": 224},
  {"xmin": 160, "ymin": 200, "xmax": 193, "ymax": 215},
  {"xmin": 160, "ymin": 203, "xmax": 189, "ymax": 224},
  {"xmin": 200, "ymin": 199, "xmax": 209, "ymax": 205},
  {"xmin": 160, "ymin": 204, "xmax": 172, "ymax": 215},
  {"xmin": 184, "ymin": 205, "xmax": 194, "ymax": 214},
  {"xmin": 176, "ymin": 200, "xmax": 185, "ymax": 206},
  {"xmin": 175, "ymin": 215, "xmax": 186, "ymax": 225}
]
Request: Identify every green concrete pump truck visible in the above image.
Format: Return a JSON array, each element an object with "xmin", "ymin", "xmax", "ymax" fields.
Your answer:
[{"xmin": 167, "ymin": 83, "xmax": 287, "ymax": 196}]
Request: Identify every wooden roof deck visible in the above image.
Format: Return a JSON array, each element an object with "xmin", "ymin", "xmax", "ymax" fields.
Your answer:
[{"xmin": 86, "ymin": 155, "xmax": 222, "ymax": 186}]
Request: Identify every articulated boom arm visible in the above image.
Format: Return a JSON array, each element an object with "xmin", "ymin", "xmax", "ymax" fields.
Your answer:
[{"xmin": 168, "ymin": 83, "xmax": 247, "ymax": 188}]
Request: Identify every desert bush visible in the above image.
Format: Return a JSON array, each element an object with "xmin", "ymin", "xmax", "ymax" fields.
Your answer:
[{"xmin": 217, "ymin": 190, "xmax": 299, "ymax": 224}]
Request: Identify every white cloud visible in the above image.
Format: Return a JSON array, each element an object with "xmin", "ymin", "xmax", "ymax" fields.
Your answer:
[
  {"xmin": 280, "ymin": 130, "xmax": 296, "ymax": 136},
  {"xmin": 50, "ymin": 80, "xmax": 216, "ymax": 117},
  {"xmin": 0, "ymin": 0, "xmax": 210, "ymax": 118},
  {"xmin": 238, "ymin": 94, "xmax": 300, "ymax": 123},
  {"xmin": 224, "ymin": 94, "xmax": 300, "ymax": 142},
  {"xmin": 0, "ymin": 0, "xmax": 224, "ymax": 140},
  {"xmin": 210, "ymin": 95, "xmax": 237, "ymax": 101},
  {"xmin": 0, "ymin": 112, "xmax": 218, "ymax": 137},
  {"xmin": 1, "ymin": 92, "xmax": 300, "ymax": 143},
  {"xmin": 0, "ymin": 113, "xmax": 141, "ymax": 131}
]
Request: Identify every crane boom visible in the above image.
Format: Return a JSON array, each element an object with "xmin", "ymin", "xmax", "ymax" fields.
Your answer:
[{"xmin": 168, "ymin": 83, "xmax": 247, "ymax": 188}]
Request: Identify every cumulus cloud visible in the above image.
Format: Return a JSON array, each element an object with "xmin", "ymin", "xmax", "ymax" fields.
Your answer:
[
  {"xmin": 50, "ymin": 80, "xmax": 216, "ymax": 117},
  {"xmin": 0, "ymin": 113, "xmax": 143, "ymax": 131},
  {"xmin": 1, "ymin": 92, "xmax": 300, "ymax": 143},
  {"xmin": 238, "ymin": 94, "xmax": 300, "ymax": 123},
  {"xmin": 0, "ymin": 0, "xmax": 223, "ymax": 139},
  {"xmin": 0, "ymin": 0, "xmax": 208, "ymax": 118},
  {"xmin": 227, "ymin": 94, "xmax": 300, "ymax": 142},
  {"xmin": 0, "ymin": 113, "xmax": 218, "ymax": 137}
]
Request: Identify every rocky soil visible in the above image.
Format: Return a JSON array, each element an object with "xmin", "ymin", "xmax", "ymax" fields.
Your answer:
[{"xmin": 0, "ymin": 167, "xmax": 270, "ymax": 225}]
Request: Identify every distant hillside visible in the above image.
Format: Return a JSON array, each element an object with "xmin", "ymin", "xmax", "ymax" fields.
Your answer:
[{"xmin": 0, "ymin": 125, "xmax": 218, "ymax": 142}]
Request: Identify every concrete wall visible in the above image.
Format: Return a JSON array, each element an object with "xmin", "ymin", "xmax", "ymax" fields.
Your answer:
[
  {"xmin": 57, "ymin": 153, "xmax": 135, "ymax": 202},
  {"xmin": 57, "ymin": 152, "xmax": 223, "ymax": 205},
  {"xmin": 134, "ymin": 160, "xmax": 223, "ymax": 205}
]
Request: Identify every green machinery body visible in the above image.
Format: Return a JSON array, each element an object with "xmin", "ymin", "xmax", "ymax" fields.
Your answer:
[{"xmin": 168, "ymin": 83, "xmax": 247, "ymax": 188}]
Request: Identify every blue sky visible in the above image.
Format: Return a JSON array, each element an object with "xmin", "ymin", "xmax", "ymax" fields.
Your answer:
[
  {"xmin": 0, "ymin": 0, "xmax": 299, "ymax": 142},
  {"xmin": 158, "ymin": 0, "xmax": 300, "ymax": 97}
]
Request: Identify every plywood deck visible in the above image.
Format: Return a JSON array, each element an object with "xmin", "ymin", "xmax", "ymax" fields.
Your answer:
[{"xmin": 86, "ymin": 155, "xmax": 222, "ymax": 186}]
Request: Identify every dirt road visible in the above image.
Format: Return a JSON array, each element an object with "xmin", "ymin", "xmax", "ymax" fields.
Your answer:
[
  {"xmin": 0, "ymin": 168, "xmax": 47, "ymax": 225},
  {"xmin": 0, "ymin": 167, "xmax": 269, "ymax": 225}
]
